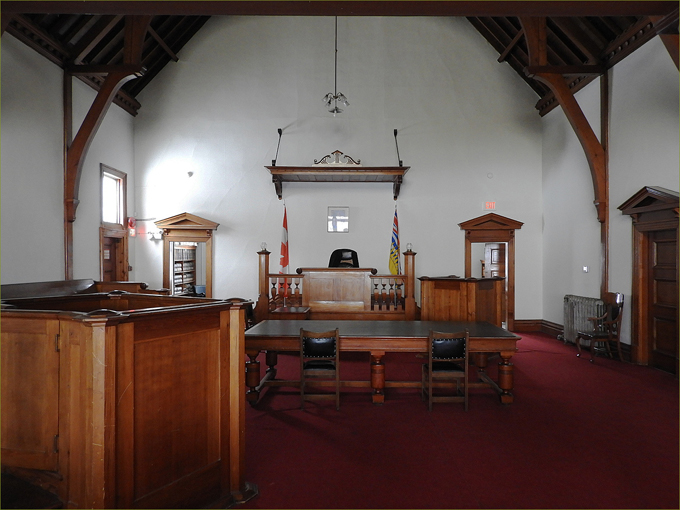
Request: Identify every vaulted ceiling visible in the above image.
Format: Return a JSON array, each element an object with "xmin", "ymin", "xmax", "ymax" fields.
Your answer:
[{"xmin": 2, "ymin": 1, "xmax": 678, "ymax": 116}]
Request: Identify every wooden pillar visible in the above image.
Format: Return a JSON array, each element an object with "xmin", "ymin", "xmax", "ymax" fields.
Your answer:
[
  {"xmin": 254, "ymin": 249, "xmax": 271, "ymax": 323},
  {"xmin": 600, "ymin": 69, "xmax": 611, "ymax": 296},
  {"xmin": 403, "ymin": 249, "xmax": 417, "ymax": 320}
]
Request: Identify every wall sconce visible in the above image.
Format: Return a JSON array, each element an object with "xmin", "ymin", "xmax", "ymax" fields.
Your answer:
[{"xmin": 148, "ymin": 230, "xmax": 163, "ymax": 241}]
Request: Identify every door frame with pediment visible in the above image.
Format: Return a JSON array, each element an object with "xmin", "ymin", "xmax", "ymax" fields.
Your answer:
[
  {"xmin": 459, "ymin": 213, "xmax": 524, "ymax": 331},
  {"xmin": 155, "ymin": 212, "xmax": 220, "ymax": 298},
  {"xmin": 619, "ymin": 187, "xmax": 679, "ymax": 372}
]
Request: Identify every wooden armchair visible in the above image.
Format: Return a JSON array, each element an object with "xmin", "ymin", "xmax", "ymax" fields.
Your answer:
[
  {"xmin": 422, "ymin": 329, "xmax": 469, "ymax": 411},
  {"xmin": 575, "ymin": 292, "xmax": 624, "ymax": 362}
]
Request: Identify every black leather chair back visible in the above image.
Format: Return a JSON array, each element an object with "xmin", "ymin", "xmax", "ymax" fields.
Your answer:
[
  {"xmin": 302, "ymin": 333, "xmax": 337, "ymax": 358},
  {"xmin": 328, "ymin": 249, "xmax": 359, "ymax": 268},
  {"xmin": 432, "ymin": 336, "xmax": 466, "ymax": 361}
]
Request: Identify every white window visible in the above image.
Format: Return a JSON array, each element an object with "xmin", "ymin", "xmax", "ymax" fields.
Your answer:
[{"xmin": 101, "ymin": 165, "xmax": 127, "ymax": 225}]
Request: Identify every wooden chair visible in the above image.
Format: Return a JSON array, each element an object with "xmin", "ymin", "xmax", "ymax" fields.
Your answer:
[
  {"xmin": 300, "ymin": 328, "xmax": 340, "ymax": 410},
  {"xmin": 575, "ymin": 292, "xmax": 624, "ymax": 362},
  {"xmin": 422, "ymin": 329, "xmax": 469, "ymax": 411}
]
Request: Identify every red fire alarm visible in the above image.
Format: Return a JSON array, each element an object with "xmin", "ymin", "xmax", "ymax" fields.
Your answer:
[{"xmin": 127, "ymin": 217, "xmax": 137, "ymax": 237}]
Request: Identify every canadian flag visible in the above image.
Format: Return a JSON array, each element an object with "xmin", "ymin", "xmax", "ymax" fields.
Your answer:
[{"xmin": 280, "ymin": 205, "xmax": 289, "ymax": 274}]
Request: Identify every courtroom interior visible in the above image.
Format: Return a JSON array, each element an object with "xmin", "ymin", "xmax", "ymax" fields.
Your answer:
[{"xmin": 1, "ymin": 1, "xmax": 678, "ymax": 509}]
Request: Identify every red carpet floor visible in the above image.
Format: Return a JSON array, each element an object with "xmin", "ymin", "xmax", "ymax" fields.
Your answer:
[{"xmin": 242, "ymin": 333, "xmax": 679, "ymax": 509}]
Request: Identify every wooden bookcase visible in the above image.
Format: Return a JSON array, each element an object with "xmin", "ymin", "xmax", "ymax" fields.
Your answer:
[{"xmin": 173, "ymin": 244, "xmax": 197, "ymax": 295}]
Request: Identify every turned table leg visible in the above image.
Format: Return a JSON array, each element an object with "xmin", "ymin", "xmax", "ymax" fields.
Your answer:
[
  {"xmin": 245, "ymin": 351, "xmax": 261, "ymax": 406},
  {"xmin": 370, "ymin": 351, "xmax": 386, "ymax": 404},
  {"xmin": 498, "ymin": 352, "xmax": 514, "ymax": 404},
  {"xmin": 473, "ymin": 353, "xmax": 488, "ymax": 375},
  {"xmin": 265, "ymin": 350, "xmax": 278, "ymax": 377}
]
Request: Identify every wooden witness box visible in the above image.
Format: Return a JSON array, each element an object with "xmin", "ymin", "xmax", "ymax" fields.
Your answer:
[
  {"xmin": 1, "ymin": 288, "xmax": 255, "ymax": 509},
  {"xmin": 419, "ymin": 275, "xmax": 505, "ymax": 326}
]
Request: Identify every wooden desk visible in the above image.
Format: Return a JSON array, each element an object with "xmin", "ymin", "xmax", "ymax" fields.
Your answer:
[{"xmin": 245, "ymin": 320, "xmax": 520, "ymax": 405}]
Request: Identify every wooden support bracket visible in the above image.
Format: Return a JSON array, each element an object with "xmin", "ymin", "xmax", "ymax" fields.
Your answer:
[{"xmin": 520, "ymin": 16, "xmax": 608, "ymax": 223}]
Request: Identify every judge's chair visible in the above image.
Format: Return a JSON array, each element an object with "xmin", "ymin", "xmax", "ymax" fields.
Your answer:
[
  {"xmin": 300, "ymin": 328, "xmax": 340, "ymax": 410},
  {"xmin": 575, "ymin": 292, "xmax": 624, "ymax": 362},
  {"xmin": 422, "ymin": 329, "xmax": 469, "ymax": 411},
  {"xmin": 328, "ymin": 249, "xmax": 359, "ymax": 268}
]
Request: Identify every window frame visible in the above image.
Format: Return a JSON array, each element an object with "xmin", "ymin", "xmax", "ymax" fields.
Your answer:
[{"xmin": 100, "ymin": 164, "xmax": 127, "ymax": 228}]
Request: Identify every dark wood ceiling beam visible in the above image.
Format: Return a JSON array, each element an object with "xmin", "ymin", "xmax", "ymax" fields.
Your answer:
[
  {"xmin": 60, "ymin": 14, "xmax": 93, "ymax": 45},
  {"xmin": 148, "ymin": 25, "xmax": 179, "ymax": 61},
  {"xmin": 650, "ymin": 8, "xmax": 679, "ymax": 68},
  {"xmin": 551, "ymin": 17, "xmax": 602, "ymax": 61},
  {"xmin": 546, "ymin": 19, "xmax": 586, "ymax": 64},
  {"xmin": 1, "ymin": 13, "xmax": 13, "ymax": 34},
  {"xmin": 601, "ymin": 17, "xmax": 656, "ymax": 67},
  {"xmin": 72, "ymin": 14, "xmax": 123, "ymax": 63},
  {"xmin": 498, "ymin": 28, "xmax": 524, "ymax": 62},
  {"xmin": 3, "ymin": 1, "xmax": 678, "ymax": 17},
  {"xmin": 526, "ymin": 64, "xmax": 605, "ymax": 76},
  {"xmin": 67, "ymin": 63, "xmax": 145, "ymax": 75},
  {"xmin": 6, "ymin": 13, "xmax": 70, "ymax": 65},
  {"xmin": 124, "ymin": 16, "xmax": 210, "ymax": 97}
]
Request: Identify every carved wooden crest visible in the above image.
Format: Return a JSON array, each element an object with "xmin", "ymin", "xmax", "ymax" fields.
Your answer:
[{"xmin": 313, "ymin": 150, "xmax": 362, "ymax": 166}]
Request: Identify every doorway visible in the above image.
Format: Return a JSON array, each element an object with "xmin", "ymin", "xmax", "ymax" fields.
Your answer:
[
  {"xmin": 619, "ymin": 186, "xmax": 678, "ymax": 375},
  {"xmin": 99, "ymin": 226, "xmax": 129, "ymax": 282},
  {"xmin": 459, "ymin": 213, "xmax": 523, "ymax": 331}
]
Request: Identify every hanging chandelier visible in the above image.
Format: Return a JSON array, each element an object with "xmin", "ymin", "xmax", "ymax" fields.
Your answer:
[{"xmin": 322, "ymin": 16, "xmax": 349, "ymax": 116}]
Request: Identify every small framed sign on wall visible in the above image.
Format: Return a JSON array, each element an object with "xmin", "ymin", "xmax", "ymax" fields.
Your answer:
[{"xmin": 327, "ymin": 206, "xmax": 349, "ymax": 233}]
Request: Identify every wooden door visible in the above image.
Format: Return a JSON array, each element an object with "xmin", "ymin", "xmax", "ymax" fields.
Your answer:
[
  {"xmin": 100, "ymin": 227, "xmax": 129, "ymax": 282},
  {"xmin": 1, "ymin": 318, "xmax": 60, "ymax": 471},
  {"xmin": 484, "ymin": 243, "xmax": 506, "ymax": 278},
  {"xmin": 102, "ymin": 236, "xmax": 118, "ymax": 281},
  {"xmin": 648, "ymin": 229, "xmax": 678, "ymax": 374}
]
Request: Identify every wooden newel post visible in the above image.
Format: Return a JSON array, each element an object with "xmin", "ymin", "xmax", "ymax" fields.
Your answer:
[
  {"xmin": 403, "ymin": 249, "xmax": 417, "ymax": 320},
  {"xmin": 254, "ymin": 249, "xmax": 270, "ymax": 323}
]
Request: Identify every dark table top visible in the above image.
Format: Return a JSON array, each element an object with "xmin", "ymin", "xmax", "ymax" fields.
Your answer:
[{"xmin": 246, "ymin": 320, "xmax": 519, "ymax": 339}]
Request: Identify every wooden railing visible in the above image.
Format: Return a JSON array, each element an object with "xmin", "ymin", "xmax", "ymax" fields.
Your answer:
[
  {"xmin": 267, "ymin": 274, "xmax": 304, "ymax": 308},
  {"xmin": 254, "ymin": 250, "xmax": 419, "ymax": 322},
  {"xmin": 370, "ymin": 275, "xmax": 406, "ymax": 312}
]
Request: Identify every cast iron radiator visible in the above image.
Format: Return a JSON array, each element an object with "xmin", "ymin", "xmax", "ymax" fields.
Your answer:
[{"xmin": 560, "ymin": 294, "xmax": 604, "ymax": 344}]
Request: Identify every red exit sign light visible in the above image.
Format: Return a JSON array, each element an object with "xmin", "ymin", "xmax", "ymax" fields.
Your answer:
[{"xmin": 485, "ymin": 201, "xmax": 496, "ymax": 210}]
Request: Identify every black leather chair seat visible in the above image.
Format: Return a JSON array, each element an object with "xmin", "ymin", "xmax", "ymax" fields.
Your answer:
[
  {"xmin": 431, "ymin": 361, "xmax": 464, "ymax": 372},
  {"xmin": 576, "ymin": 330, "xmax": 609, "ymax": 340},
  {"xmin": 303, "ymin": 360, "xmax": 336, "ymax": 371}
]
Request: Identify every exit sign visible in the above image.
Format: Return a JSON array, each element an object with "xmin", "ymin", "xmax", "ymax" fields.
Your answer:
[{"xmin": 485, "ymin": 201, "xmax": 496, "ymax": 210}]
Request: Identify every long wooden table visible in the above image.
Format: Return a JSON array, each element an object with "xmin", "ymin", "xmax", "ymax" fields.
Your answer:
[{"xmin": 244, "ymin": 320, "xmax": 520, "ymax": 405}]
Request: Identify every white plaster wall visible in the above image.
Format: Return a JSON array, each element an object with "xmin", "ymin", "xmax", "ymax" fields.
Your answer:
[
  {"xmin": 1, "ymin": 35, "xmax": 136, "ymax": 284},
  {"xmin": 541, "ymin": 84, "xmax": 603, "ymax": 325},
  {"xmin": 1, "ymin": 36, "xmax": 64, "ymax": 283},
  {"xmin": 541, "ymin": 36, "xmax": 679, "ymax": 343},
  {"xmin": 134, "ymin": 16, "xmax": 544, "ymax": 316}
]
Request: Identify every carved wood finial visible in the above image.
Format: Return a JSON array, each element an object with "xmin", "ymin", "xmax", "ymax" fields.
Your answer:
[{"xmin": 314, "ymin": 150, "xmax": 361, "ymax": 165}]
